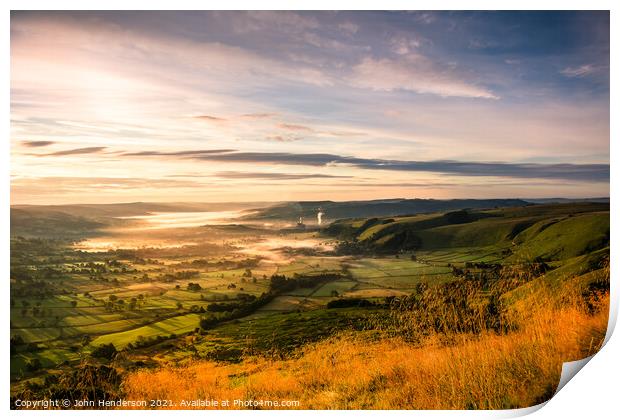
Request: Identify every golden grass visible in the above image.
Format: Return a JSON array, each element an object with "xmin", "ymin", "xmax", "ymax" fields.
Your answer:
[{"xmin": 123, "ymin": 292, "xmax": 609, "ymax": 409}]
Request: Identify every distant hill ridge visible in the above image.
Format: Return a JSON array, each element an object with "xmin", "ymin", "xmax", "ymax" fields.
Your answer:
[
  {"xmin": 10, "ymin": 198, "xmax": 609, "ymax": 239},
  {"xmin": 244, "ymin": 198, "xmax": 532, "ymax": 221}
]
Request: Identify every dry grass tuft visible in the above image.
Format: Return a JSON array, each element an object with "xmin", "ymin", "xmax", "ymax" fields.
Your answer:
[{"xmin": 123, "ymin": 287, "xmax": 609, "ymax": 409}]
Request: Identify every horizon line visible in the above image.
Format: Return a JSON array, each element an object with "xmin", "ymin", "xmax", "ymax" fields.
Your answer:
[{"xmin": 9, "ymin": 197, "xmax": 611, "ymax": 207}]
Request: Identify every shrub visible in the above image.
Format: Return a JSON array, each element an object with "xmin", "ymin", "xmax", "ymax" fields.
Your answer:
[
  {"xmin": 327, "ymin": 298, "xmax": 374, "ymax": 309},
  {"xmin": 91, "ymin": 343, "xmax": 117, "ymax": 360}
]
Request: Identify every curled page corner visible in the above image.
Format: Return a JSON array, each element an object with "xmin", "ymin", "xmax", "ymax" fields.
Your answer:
[
  {"xmin": 552, "ymin": 300, "xmax": 616, "ymax": 398},
  {"xmin": 500, "ymin": 355, "xmax": 600, "ymax": 418},
  {"xmin": 555, "ymin": 355, "xmax": 595, "ymax": 396},
  {"xmin": 602, "ymin": 294, "xmax": 618, "ymax": 347},
  {"xmin": 506, "ymin": 302, "xmax": 617, "ymax": 418},
  {"xmin": 501, "ymin": 401, "xmax": 548, "ymax": 418}
]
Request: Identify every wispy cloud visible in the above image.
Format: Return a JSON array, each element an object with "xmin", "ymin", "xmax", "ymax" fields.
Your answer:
[
  {"xmin": 277, "ymin": 123, "xmax": 314, "ymax": 132},
  {"xmin": 228, "ymin": 11, "xmax": 320, "ymax": 34},
  {"xmin": 213, "ymin": 171, "xmax": 351, "ymax": 180},
  {"xmin": 121, "ymin": 149, "xmax": 235, "ymax": 157},
  {"xmin": 265, "ymin": 135, "xmax": 302, "ymax": 142},
  {"xmin": 193, "ymin": 115, "xmax": 228, "ymax": 122},
  {"xmin": 20, "ymin": 140, "xmax": 55, "ymax": 147},
  {"xmin": 41, "ymin": 146, "xmax": 107, "ymax": 156},
  {"xmin": 351, "ymin": 56, "xmax": 499, "ymax": 99},
  {"xmin": 561, "ymin": 64, "xmax": 598, "ymax": 78},
  {"xmin": 411, "ymin": 12, "xmax": 436, "ymax": 25},
  {"xmin": 338, "ymin": 22, "xmax": 359, "ymax": 35},
  {"xmin": 468, "ymin": 37, "xmax": 499, "ymax": 50},
  {"xmin": 389, "ymin": 35, "xmax": 422, "ymax": 55},
  {"xmin": 241, "ymin": 113, "xmax": 277, "ymax": 119},
  {"xmin": 121, "ymin": 149, "xmax": 609, "ymax": 182},
  {"xmin": 11, "ymin": 176, "xmax": 205, "ymax": 194}
]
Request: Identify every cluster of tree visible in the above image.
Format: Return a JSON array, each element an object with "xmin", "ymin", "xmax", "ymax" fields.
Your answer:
[
  {"xmin": 10, "ymin": 335, "xmax": 38, "ymax": 355},
  {"xmin": 206, "ymin": 302, "xmax": 244, "ymax": 312},
  {"xmin": 11, "ymin": 280, "xmax": 58, "ymax": 298},
  {"xmin": 199, "ymin": 291, "xmax": 274, "ymax": 330},
  {"xmin": 177, "ymin": 257, "xmax": 262, "ymax": 271},
  {"xmin": 91, "ymin": 343, "xmax": 117, "ymax": 360},
  {"xmin": 333, "ymin": 240, "xmax": 373, "ymax": 255},
  {"xmin": 270, "ymin": 272, "xmax": 343, "ymax": 294},
  {"xmin": 205, "ymin": 293, "xmax": 258, "ymax": 312},
  {"xmin": 375, "ymin": 230, "xmax": 422, "ymax": 253},
  {"xmin": 335, "ymin": 236, "xmax": 420, "ymax": 256},
  {"xmin": 10, "ymin": 335, "xmax": 42, "ymax": 363},
  {"xmin": 103, "ymin": 294, "xmax": 144, "ymax": 312},
  {"xmin": 127, "ymin": 332, "xmax": 185, "ymax": 350},
  {"xmin": 65, "ymin": 259, "xmax": 136, "ymax": 276},
  {"xmin": 80, "ymin": 262, "xmax": 110, "ymax": 274},
  {"xmin": 326, "ymin": 298, "xmax": 375, "ymax": 309},
  {"xmin": 156, "ymin": 270, "xmax": 200, "ymax": 283},
  {"xmin": 11, "ymin": 265, "xmax": 65, "ymax": 281},
  {"xmin": 187, "ymin": 282, "xmax": 202, "ymax": 291},
  {"xmin": 10, "ymin": 237, "xmax": 70, "ymax": 258},
  {"xmin": 239, "ymin": 276, "xmax": 258, "ymax": 284}
]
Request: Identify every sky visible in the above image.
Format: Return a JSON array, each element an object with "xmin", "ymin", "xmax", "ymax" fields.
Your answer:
[{"xmin": 10, "ymin": 11, "xmax": 610, "ymax": 204}]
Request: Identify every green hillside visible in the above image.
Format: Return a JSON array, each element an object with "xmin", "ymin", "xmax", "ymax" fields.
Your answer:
[
  {"xmin": 327, "ymin": 203, "xmax": 609, "ymax": 261},
  {"xmin": 508, "ymin": 213, "xmax": 609, "ymax": 261},
  {"xmin": 324, "ymin": 202, "xmax": 609, "ymax": 318}
]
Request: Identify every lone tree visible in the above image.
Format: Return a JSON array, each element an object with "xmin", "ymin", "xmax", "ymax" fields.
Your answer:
[{"xmin": 187, "ymin": 282, "xmax": 202, "ymax": 291}]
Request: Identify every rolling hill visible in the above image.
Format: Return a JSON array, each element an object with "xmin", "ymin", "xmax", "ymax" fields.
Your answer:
[{"xmin": 324, "ymin": 202, "xmax": 609, "ymax": 262}]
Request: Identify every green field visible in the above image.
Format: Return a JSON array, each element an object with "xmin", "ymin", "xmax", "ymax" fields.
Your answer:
[{"xmin": 90, "ymin": 313, "xmax": 203, "ymax": 349}]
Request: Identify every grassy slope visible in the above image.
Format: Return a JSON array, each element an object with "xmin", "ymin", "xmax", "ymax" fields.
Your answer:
[
  {"xmin": 185, "ymin": 308, "xmax": 383, "ymax": 359},
  {"xmin": 509, "ymin": 213, "xmax": 609, "ymax": 261},
  {"xmin": 330, "ymin": 203, "xmax": 609, "ymax": 259},
  {"xmin": 123, "ymin": 294, "xmax": 608, "ymax": 409}
]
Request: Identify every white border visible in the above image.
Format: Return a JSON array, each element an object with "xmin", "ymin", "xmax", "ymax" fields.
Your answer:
[{"xmin": 2, "ymin": 2, "xmax": 617, "ymax": 419}]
